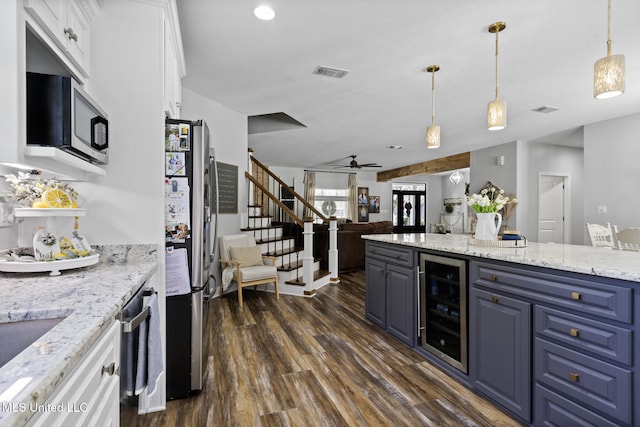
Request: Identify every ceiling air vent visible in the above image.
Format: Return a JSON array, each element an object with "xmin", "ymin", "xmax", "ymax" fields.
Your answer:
[
  {"xmin": 313, "ymin": 65, "xmax": 350, "ymax": 79},
  {"xmin": 532, "ymin": 105, "xmax": 559, "ymax": 114}
]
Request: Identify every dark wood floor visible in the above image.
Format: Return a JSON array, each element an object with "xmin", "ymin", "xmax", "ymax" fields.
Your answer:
[{"xmin": 131, "ymin": 270, "xmax": 522, "ymax": 427}]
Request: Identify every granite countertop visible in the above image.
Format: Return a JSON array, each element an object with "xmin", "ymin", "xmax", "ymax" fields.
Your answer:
[
  {"xmin": 0, "ymin": 244, "xmax": 159, "ymax": 427},
  {"xmin": 363, "ymin": 233, "xmax": 640, "ymax": 283}
]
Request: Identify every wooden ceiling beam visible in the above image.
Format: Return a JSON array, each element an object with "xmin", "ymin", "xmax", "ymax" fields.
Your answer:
[{"xmin": 376, "ymin": 152, "xmax": 470, "ymax": 182}]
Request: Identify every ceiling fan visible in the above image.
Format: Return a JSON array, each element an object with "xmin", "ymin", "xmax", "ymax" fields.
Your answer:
[{"xmin": 333, "ymin": 155, "xmax": 382, "ymax": 169}]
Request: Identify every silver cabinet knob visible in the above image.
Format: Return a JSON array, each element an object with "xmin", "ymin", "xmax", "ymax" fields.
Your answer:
[{"xmin": 64, "ymin": 27, "xmax": 78, "ymax": 42}]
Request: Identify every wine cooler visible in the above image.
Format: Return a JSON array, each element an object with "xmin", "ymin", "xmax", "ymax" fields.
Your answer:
[{"xmin": 418, "ymin": 253, "xmax": 468, "ymax": 373}]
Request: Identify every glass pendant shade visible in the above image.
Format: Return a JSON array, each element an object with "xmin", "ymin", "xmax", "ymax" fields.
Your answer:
[
  {"xmin": 487, "ymin": 22, "xmax": 507, "ymax": 131},
  {"xmin": 449, "ymin": 170, "xmax": 463, "ymax": 185},
  {"xmin": 487, "ymin": 99, "xmax": 507, "ymax": 130},
  {"xmin": 425, "ymin": 65, "xmax": 441, "ymax": 149},
  {"xmin": 594, "ymin": 54, "xmax": 625, "ymax": 99},
  {"xmin": 426, "ymin": 124, "xmax": 440, "ymax": 149}
]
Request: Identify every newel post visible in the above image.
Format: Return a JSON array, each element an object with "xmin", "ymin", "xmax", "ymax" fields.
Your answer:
[
  {"xmin": 303, "ymin": 217, "xmax": 314, "ymax": 288},
  {"xmin": 329, "ymin": 216, "xmax": 340, "ymax": 283}
]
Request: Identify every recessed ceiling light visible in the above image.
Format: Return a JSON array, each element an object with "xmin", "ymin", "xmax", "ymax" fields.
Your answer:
[{"xmin": 254, "ymin": 5, "xmax": 275, "ymax": 21}]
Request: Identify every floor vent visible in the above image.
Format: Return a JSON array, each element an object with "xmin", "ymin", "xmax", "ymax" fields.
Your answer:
[{"xmin": 313, "ymin": 65, "xmax": 350, "ymax": 79}]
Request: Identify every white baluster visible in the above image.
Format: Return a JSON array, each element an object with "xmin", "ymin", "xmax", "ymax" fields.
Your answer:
[
  {"xmin": 329, "ymin": 216, "xmax": 340, "ymax": 283},
  {"xmin": 303, "ymin": 218, "xmax": 314, "ymax": 288}
]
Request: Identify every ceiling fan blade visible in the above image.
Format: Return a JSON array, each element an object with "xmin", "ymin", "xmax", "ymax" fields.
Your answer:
[{"xmin": 358, "ymin": 163, "xmax": 382, "ymax": 168}]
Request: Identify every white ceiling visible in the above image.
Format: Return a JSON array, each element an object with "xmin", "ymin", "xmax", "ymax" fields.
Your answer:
[{"xmin": 177, "ymin": 0, "xmax": 640, "ymax": 173}]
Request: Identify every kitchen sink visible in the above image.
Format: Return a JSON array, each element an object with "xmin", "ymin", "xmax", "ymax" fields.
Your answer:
[{"xmin": 0, "ymin": 317, "xmax": 66, "ymax": 368}]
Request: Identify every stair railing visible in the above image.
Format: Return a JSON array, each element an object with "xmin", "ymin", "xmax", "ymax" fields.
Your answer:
[
  {"xmin": 247, "ymin": 154, "xmax": 340, "ymax": 286},
  {"xmin": 249, "ymin": 156, "xmax": 328, "ymax": 224}
]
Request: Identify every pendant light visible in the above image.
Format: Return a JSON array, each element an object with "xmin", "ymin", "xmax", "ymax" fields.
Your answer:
[
  {"xmin": 487, "ymin": 22, "xmax": 507, "ymax": 131},
  {"xmin": 594, "ymin": 0, "xmax": 625, "ymax": 99},
  {"xmin": 449, "ymin": 170, "xmax": 463, "ymax": 185},
  {"xmin": 426, "ymin": 65, "xmax": 440, "ymax": 149}
]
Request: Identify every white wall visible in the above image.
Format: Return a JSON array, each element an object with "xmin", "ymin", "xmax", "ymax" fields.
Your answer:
[
  {"xmin": 438, "ymin": 170, "xmax": 469, "ymax": 233},
  {"xmin": 470, "ymin": 141, "xmax": 519, "ymax": 230},
  {"xmin": 180, "ymin": 87, "xmax": 247, "ymax": 232},
  {"xmin": 584, "ymin": 113, "xmax": 640, "ymax": 235},
  {"xmin": 0, "ymin": 2, "xmax": 24, "ymax": 250},
  {"xmin": 0, "ymin": 2, "xmax": 23, "ymax": 166},
  {"xmin": 524, "ymin": 142, "xmax": 584, "ymax": 244},
  {"xmin": 358, "ymin": 171, "xmax": 392, "ymax": 222},
  {"xmin": 180, "ymin": 87, "xmax": 248, "ymax": 292},
  {"xmin": 73, "ymin": 2, "xmax": 165, "ymax": 247},
  {"xmin": 0, "ymin": 166, "xmax": 18, "ymax": 250}
]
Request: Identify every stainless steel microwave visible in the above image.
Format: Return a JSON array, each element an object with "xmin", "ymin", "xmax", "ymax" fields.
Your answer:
[{"xmin": 26, "ymin": 72, "xmax": 108, "ymax": 164}]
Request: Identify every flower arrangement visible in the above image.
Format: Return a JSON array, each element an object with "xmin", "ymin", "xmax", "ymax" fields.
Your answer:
[
  {"xmin": 3, "ymin": 172, "xmax": 78, "ymax": 207},
  {"xmin": 467, "ymin": 187, "xmax": 517, "ymax": 213}
]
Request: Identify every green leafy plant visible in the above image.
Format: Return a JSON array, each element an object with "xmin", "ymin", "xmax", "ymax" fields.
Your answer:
[{"xmin": 467, "ymin": 187, "xmax": 517, "ymax": 213}]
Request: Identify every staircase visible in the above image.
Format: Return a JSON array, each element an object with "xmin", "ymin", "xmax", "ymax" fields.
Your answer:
[{"xmin": 237, "ymin": 155, "xmax": 338, "ymax": 297}]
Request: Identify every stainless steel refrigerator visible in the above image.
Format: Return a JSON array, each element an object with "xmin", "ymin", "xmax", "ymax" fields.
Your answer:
[{"xmin": 164, "ymin": 119, "xmax": 218, "ymax": 399}]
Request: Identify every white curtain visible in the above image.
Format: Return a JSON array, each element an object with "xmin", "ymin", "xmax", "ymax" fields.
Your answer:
[
  {"xmin": 347, "ymin": 173, "xmax": 357, "ymax": 222},
  {"xmin": 303, "ymin": 170, "xmax": 316, "ymax": 219}
]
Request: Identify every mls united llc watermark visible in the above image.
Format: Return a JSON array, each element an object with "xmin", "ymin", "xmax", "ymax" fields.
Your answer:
[{"xmin": 1, "ymin": 401, "xmax": 88, "ymax": 413}]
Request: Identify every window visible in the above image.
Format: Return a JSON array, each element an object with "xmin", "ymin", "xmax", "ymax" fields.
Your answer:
[{"xmin": 314, "ymin": 188, "xmax": 348, "ymax": 218}]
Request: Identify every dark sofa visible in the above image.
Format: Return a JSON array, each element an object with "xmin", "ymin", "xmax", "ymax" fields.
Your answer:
[{"xmin": 314, "ymin": 220, "xmax": 394, "ymax": 273}]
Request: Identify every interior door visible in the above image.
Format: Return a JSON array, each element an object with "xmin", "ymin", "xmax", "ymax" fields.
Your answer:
[{"xmin": 538, "ymin": 175, "xmax": 566, "ymax": 243}]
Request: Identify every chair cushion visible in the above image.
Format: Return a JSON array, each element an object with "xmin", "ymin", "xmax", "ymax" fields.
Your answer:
[
  {"xmin": 234, "ymin": 265, "xmax": 277, "ymax": 282},
  {"xmin": 230, "ymin": 245, "xmax": 264, "ymax": 267}
]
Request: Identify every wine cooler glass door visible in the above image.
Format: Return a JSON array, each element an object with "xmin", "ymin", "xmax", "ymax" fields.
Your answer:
[{"xmin": 419, "ymin": 253, "xmax": 467, "ymax": 373}]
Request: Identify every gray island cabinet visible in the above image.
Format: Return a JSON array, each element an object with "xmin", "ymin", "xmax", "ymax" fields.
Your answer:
[
  {"xmin": 365, "ymin": 242, "xmax": 415, "ymax": 346},
  {"xmin": 363, "ymin": 234, "xmax": 640, "ymax": 426}
]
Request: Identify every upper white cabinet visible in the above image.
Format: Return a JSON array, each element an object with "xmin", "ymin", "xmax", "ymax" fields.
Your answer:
[
  {"xmin": 24, "ymin": 0, "xmax": 98, "ymax": 78},
  {"xmin": 163, "ymin": 4, "xmax": 185, "ymax": 118}
]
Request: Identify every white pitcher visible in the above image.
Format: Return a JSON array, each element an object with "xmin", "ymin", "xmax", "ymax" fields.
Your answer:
[{"xmin": 474, "ymin": 212, "xmax": 502, "ymax": 241}]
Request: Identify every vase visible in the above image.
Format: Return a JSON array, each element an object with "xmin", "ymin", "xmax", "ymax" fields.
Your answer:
[{"xmin": 474, "ymin": 212, "xmax": 502, "ymax": 241}]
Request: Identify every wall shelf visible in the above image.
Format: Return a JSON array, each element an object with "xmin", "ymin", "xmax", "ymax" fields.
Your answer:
[
  {"xmin": 24, "ymin": 146, "xmax": 107, "ymax": 177},
  {"xmin": 15, "ymin": 208, "xmax": 87, "ymax": 217}
]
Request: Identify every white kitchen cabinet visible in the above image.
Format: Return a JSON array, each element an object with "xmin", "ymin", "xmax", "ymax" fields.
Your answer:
[
  {"xmin": 164, "ymin": 14, "xmax": 184, "ymax": 118},
  {"xmin": 26, "ymin": 321, "xmax": 121, "ymax": 427},
  {"xmin": 24, "ymin": 0, "xmax": 97, "ymax": 78}
]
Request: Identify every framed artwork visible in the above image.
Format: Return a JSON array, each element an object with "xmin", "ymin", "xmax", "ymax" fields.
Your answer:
[
  {"xmin": 358, "ymin": 204, "xmax": 369, "ymax": 222},
  {"xmin": 369, "ymin": 196, "xmax": 380, "ymax": 213},
  {"xmin": 358, "ymin": 187, "xmax": 369, "ymax": 205}
]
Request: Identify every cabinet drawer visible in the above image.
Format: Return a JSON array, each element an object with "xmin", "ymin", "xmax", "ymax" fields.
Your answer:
[
  {"xmin": 366, "ymin": 242, "xmax": 413, "ymax": 267},
  {"xmin": 473, "ymin": 262, "xmax": 632, "ymax": 323},
  {"xmin": 535, "ymin": 384, "xmax": 620, "ymax": 427},
  {"xmin": 535, "ymin": 305, "xmax": 632, "ymax": 365},
  {"xmin": 535, "ymin": 338, "xmax": 631, "ymax": 425}
]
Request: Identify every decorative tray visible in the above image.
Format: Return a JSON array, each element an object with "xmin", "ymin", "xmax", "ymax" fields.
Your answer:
[
  {"xmin": 0, "ymin": 253, "xmax": 100, "ymax": 276},
  {"xmin": 469, "ymin": 237, "xmax": 527, "ymax": 248}
]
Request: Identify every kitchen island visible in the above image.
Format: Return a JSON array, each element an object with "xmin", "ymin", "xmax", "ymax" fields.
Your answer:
[
  {"xmin": 363, "ymin": 233, "xmax": 640, "ymax": 426},
  {"xmin": 364, "ymin": 233, "xmax": 640, "ymax": 282},
  {"xmin": 0, "ymin": 245, "xmax": 159, "ymax": 427}
]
